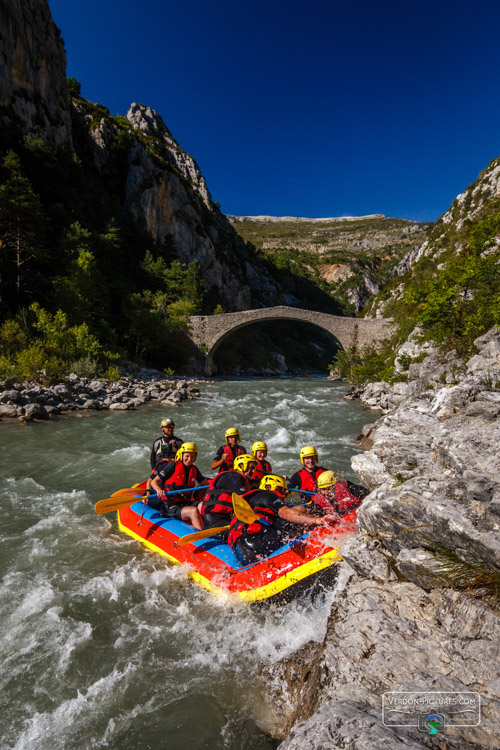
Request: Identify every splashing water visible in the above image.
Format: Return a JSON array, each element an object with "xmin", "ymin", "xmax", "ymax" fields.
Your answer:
[{"xmin": 0, "ymin": 378, "xmax": 373, "ymax": 749}]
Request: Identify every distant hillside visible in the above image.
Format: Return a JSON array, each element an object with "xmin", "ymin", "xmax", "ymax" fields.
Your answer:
[
  {"xmin": 228, "ymin": 214, "xmax": 432, "ymax": 312},
  {"xmin": 336, "ymin": 154, "xmax": 500, "ymax": 382}
]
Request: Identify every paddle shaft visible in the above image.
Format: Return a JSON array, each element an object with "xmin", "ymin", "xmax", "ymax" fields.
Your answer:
[
  {"xmin": 176, "ymin": 524, "xmax": 230, "ymax": 546},
  {"xmin": 94, "ymin": 485, "xmax": 209, "ymax": 514}
]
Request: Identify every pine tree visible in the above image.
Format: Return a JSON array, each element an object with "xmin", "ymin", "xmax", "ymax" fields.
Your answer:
[{"xmin": 0, "ymin": 167, "xmax": 49, "ymax": 312}]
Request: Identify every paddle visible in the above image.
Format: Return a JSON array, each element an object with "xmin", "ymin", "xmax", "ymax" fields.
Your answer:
[
  {"xmin": 94, "ymin": 485, "xmax": 209, "ymax": 515},
  {"xmin": 231, "ymin": 492, "xmax": 261, "ymax": 524},
  {"xmin": 176, "ymin": 524, "xmax": 230, "ymax": 546}
]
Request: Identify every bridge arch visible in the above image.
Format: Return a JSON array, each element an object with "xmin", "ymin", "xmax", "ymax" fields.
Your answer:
[{"xmin": 188, "ymin": 306, "xmax": 393, "ymax": 376}]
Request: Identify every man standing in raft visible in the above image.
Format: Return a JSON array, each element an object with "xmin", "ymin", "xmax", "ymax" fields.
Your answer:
[
  {"xmin": 150, "ymin": 442, "xmax": 206, "ymax": 529},
  {"xmin": 250, "ymin": 441, "xmax": 273, "ymax": 487},
  {"xmin": 211, "ymin": 427, "xmax": 246, "ymax": 472},
  {"xmin": 311, "ymin": 471, "xmax": 369, "ymax": 519},
  {"xmin": 150, "ymin": 418, "xmax": 183, "ymax": 470},
  {"xmin": 228, "ymin": 474, "xmax": 333, "ymax": 563},
  {"xmin": 200, "ymin": 453, "xmax": 257, "ymax": 530},
  {"xmin": 288, "ymin": 446, "xmax": 327, "ymax": 501}
]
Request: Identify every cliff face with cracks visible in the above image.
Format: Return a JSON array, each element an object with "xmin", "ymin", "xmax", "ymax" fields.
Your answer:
[
  {"xmin": 0, "ymin": 0, "xmax": 72, "ymax": 147},
  {"xmin": 72, "ymin": 99, "xmax": 281, "ymax": 310},
  {"xmin": 0, "ymin": 0, "xmax": 282, "ymax": 311},
  {"xmin": 270, "ymin": 328, "xmax": 500, "ymax": 749}
]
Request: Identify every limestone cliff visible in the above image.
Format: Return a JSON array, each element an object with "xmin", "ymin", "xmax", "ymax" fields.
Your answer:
[
  {"xmin": 0, "ymin": 0, "xmax": 72, "ymax": 147},
  {"xmin": 0, "ymin": 0, "xmax": 282, "ymax": 311},
  {"xmin": 271, "ymin": 327, "xmax": 500, "ymax": 750},
  {"xmin": 71, "ymin": 98, "xmax": 281, "ymax": 310}
]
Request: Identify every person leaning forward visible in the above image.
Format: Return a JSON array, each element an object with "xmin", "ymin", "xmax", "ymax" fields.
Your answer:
[
  {"xmin": 150, "ymin": 417, "xmax": 183, "ymax": 470},
  {"xmin": 310, "ymin": 470, "xmax": 369, "ymax": 520},
  {"xmin": 200, "ymin": 453, "xmax": 257, "ymax": 530},
  {"xmin": 211, "ymin": 427, "xmax": 246, "ymax": 472},
  {"xmin": 228, "ymin": 474, "xmax": 333, "ymax": 564},
  {"xmin": 150, "ymin": 442, "xmax": 206, "ymax": 529}
]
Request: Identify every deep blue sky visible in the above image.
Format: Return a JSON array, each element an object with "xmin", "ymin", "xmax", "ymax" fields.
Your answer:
[{"xmin": 49, "ymin": 0, "xmax": 500, "ymax": 222}]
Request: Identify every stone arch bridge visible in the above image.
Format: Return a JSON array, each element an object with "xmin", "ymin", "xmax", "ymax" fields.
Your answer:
[{"xmin": 188, "ymin": 306, "xmax": 393, "ymax": 375}]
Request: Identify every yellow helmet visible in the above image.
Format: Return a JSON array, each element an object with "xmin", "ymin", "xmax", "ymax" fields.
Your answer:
[
  {"xmin": 300, "ymin": 446, "xmax": 318, "ymax": 465},
  {"xmin": 225, "ymin": 427, "xmax": 240, "ymax": 442},
  {"xmin": 179, "ymin": 442, "xmax": 197, "ymax": 457},
  {"xmin": 233, "ymin": 453, "xmax": 257, "ymax": 472},
  {"xmin": 175, "ymin": 448, "xmax": 182, "ymax": 461},
  {"xmin": 252, "ymin": 440, "xmax": 268, "ymax": 456},
  {"xmin": 317, "ymin": 470, "xmax": 338, "ymax": 490},
  {"xmin": 260, "ymin": 474, "xmax": 288, "ymax": 493}
]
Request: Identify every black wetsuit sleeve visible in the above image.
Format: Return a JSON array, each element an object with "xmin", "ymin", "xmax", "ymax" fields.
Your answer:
[
  {"xmin": 288, "ymin": 471, "xmax": 301, "ymax": 490},
  {"xmin": 150, "ymin": 437, "xmax": 161, "ymax": 470},
  {"xmin": 195, "ymin": 467, "xmax": 205, "ymax": 484},
  {"xmin": 157, "ymin": 461, "xmax": 175, "ymax": 484}
]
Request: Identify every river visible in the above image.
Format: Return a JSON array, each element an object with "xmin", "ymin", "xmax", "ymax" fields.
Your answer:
[{"xmin": 0, "ymin": 377, "xmax": 375, "ymax": 750}]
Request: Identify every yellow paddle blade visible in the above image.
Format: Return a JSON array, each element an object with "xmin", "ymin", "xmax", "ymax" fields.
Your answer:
[
  {"xmin": 232, "ymin": 493, "xmax": 259, "ymax": 524},
  {"xmin": 177, "ymin": 525, "xmax": 230, "ymax": 546},
  {"xmin": 94, "ymin": 493, "xmax": 146, "ymax": 515},
  {"xmin": 111, "ymin": 485, "xmax": 143, "ymax": 497}
]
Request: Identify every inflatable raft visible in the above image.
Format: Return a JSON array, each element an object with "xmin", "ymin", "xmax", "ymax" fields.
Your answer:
[{"xmin": 117, "ymin": 492, "xmax": 357, "ymax": 603}]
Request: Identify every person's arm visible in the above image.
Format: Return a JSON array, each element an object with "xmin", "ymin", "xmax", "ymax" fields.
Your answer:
[
  {"xmin": 150, "ymin": 438, "xmax": 160, "ymax": 470},
  {"xmin": 151, "ymin": 474, "xmax": 165, "ymax": 497},
  {"xmin": 278, "ymin": 505, "xmax": 336, "ymax": 526},
  {"xmin": 211, "ymin": 446, "xmax": 225, "ymax": 471},
  {"xmin": 287, "ymin": 471, "xmax": 301, "ymax": 490},
  {"xmin": 151, "ymin": 462, "xmax": 175, "ymax": 499}
]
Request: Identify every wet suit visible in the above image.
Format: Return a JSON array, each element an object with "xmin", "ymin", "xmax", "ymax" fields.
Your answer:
[
  {"xmin": 150, "ymin": 434, "xmax": 183, "ymax": 470},
  {"xmin": 228, "ymin": 489, "xmax": 284, "ymax": 563}
]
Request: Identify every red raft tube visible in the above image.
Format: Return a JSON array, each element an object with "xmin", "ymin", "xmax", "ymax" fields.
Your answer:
[{"xmin": 116, "ymin": 484, "xmax": 357, "ymax": 603}]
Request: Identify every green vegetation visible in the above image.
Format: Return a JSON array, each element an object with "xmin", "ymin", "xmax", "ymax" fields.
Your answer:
[
  {"xmin": 330, "ymin": 204, "xmax": 500, "ymax": 382},
  {"xmin": 0, "ymin": 114, "xmax": 211, "ymax": 382},
  {"xmin": 423, "ymin": 536, "xmax": 500, "ymax": 610}
]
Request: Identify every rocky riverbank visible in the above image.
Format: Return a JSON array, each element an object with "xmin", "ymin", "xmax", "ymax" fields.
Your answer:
[
  {"xmin": 274, "ymin": 327, "xmax": 500, "ymax": 749},
  {"xmin": 0, "ymin": 371, "xmax": 207, "ymax": 423}
]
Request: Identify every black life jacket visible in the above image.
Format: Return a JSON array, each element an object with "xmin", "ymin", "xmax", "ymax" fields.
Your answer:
[
  {"xmin": 227, "ymin": 489, "xmax": 279, "ymax": 549},
  {"xmin": 200, "ymin": 470, "xmax": 250, "ymax": 518},
  {"xmin": 155, "ymin": 436, "xmax": 181, "ymax": 462}
]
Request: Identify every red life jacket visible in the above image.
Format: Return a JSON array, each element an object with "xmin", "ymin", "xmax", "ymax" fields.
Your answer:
[
  {"xmin": 312, "ymin": 482, "xmax": 363, "ymax": 516},
  {"xmin": 221, "ymin": 444, "xmax": 245, "ymax": 470},
  {"xmin": 201, "ymin": 470, "xmax": 250, "ymax": 518},
  {"xmin": 333, "ymin": 482, "xmax": 364, "ymax": 514},
  {"xmin": 252, "ymin": 458, "xmax": 272, "ymax": 484},
  {"xmin": 227, "ymin": 489, "xmax": 277, "ymax": 547},
  {"xmin": 150, "ymin": 456, "xmax": 173, "ymax": 480},
  {"xmin": 297, "ymin": 466, "xmax": 326, "ymax": 494},
  {"xmin": 163, "ymin": 461, "xmax": 198, "ymax": 504}
]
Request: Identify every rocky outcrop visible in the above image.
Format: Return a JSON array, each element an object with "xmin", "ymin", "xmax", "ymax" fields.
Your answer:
[
  {"xmin": 0, "ymin": 374, "xmax": 204, "ymax": 422},
  {"xmin": 0, "ymin": 1, "xmax": 283, "ymax": 313},
  {"xmin": 275, "ymin": 328, "xmax": 500, "ymax": 749},
  {"xmin": 0, "ymin": 0, "xmax": 72, "ymax": 146},
  {"xmin": 371, "ymin": 152, "xmax": 500, "ymax": 317},
  {"xmin": 69, "ymin": 98, "xmax": 282, "ymax": 311}
]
